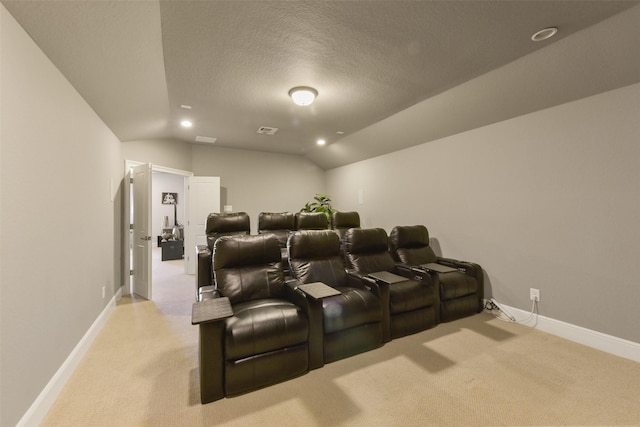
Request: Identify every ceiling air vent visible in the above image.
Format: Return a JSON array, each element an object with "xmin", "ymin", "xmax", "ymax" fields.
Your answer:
[
  {"xmin": 195, "ymin": 136, "xmax": 217, "ymax": 144},
  {"xmin": 257, "ymin": 126, "xmax": 278, "ymax": 135}
]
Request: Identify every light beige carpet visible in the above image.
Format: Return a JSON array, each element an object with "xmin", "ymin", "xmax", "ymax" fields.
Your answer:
[{"xmin": 42, "ymin": 249, "xmax": 640, "ymax": 426}]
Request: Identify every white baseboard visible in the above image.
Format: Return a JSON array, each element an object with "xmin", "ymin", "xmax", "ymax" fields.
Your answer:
[
  {"xmin": 491, "ymin": 301, "xmax": 640, "ymax": 363},
  {"xmin": 17, "ymin": 295, "xmax": 117, "ymax": 427}
]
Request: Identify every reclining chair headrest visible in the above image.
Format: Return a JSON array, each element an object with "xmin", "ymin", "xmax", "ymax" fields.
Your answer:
[
  {"xmin": 390, "ymin": 225, "xmax": 430, "ymax": 249},
  {"xmin": 288, "ymin": 230, "xmax": 340, "ymax": 259},
  {"xmin": 213, "ymin": 234, "xmax": 281, "ymax": 269},
  {"xmin": 343, "ymin": 228, "xmax": 396, "ymax": 273},
  {"xmin": 206, "ymin": 212, "xmax": 250, "ymax": 234},
  {"xmin": 295, "ymin": 212, "xmax": 329, "ymax": 230},
  {"xmin": 258, "ymin": 211, "xmax": 295, "ymax": 231},
  {"xmin": 332, "ymin": 211, "xmax": 361, "ymax": 230},
  {"xmin": 213, "ymin": 234, "xmax": 284, "ymax": 304},
  {"xmin": 287, "ymin": 230, "xmax": 347, "ymax": 287},
  {"xmin": 343, "ymin": 228, "xmax": 388, "ymax": 254},
  {"xmin": 389, "ymin": 225, "xmax": 437, "ymax": 265}
]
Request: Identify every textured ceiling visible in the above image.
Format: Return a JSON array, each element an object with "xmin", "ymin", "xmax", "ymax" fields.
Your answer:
[{"xmin": 3, "ymin": 1, "xmax": 639, "ymax": 169}]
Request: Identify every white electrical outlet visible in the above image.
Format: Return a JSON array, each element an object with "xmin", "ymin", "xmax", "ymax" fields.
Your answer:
[{"xmin": 530, "ymin": 288, "xmax": 540, "ymax": 302}]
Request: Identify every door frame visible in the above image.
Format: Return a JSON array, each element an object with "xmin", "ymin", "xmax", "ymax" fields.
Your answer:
[{"xmin": 123, "ymin": 160, "xmax": 193, "ymax": 297}]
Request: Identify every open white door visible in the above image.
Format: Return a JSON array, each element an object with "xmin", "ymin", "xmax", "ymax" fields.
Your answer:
[
  {"xmin": 132, "ymin": 163, "xmax": 152, "ymax": 299},
  {"xmin": 185, "ymin": 176, "xmax": 220, "ymax": 275}
]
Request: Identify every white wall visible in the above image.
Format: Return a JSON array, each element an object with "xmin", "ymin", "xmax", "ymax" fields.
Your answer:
[
  {"xmin": 0, "ymin": 6, "xmax": 123, "ymax": 426},
  {"xmin": 326, "ymin": 82, "xmax": 640, "ymax": 344},
  {"xmin": 191, "ymin": 145, "xmax": 325, "ymax": 232}
]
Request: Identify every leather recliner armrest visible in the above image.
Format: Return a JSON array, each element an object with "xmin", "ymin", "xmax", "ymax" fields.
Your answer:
[
  {"xmin": 437, "ymin": 257, "xmax": 475, "ymax": 274},
  {"xmin": 285, "ymin": 278, "xmax": 327, "ymax": 370},
  {"xmin": 192, "ymin": 296, "xmax": 231, "ymax": 404},
  {"xmin": 435, "ymin": 257, "xmax": 484, "ymax": 313},
  {"xmin": 284, "ymin": 279, "xmax": 313, "ymax": 315},
  {"xmin": 196, "ymin": 245, "xmax": 213, "ymax": 300},
  {"xmin": 393, "ymin": 264, "xmax": 421, "ymax": 280},
  {"xmin": 347, "ymin": 270, "xmax": 391, "ymax": 343}
]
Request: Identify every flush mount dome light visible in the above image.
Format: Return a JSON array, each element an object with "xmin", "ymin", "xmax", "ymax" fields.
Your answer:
[
  {"xmin": 531, "ymin": 27, "xmax": 558, "ymax": 42},
  {"xmin": 180, "ymin": 120, "xmax": 193, "ymax": 128},
  {"xmin": 289, "ymin": 86, "xmax": 318, "ymax": 106}
]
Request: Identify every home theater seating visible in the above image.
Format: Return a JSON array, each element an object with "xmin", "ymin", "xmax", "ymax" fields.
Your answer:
[
  {"xmin": 193, "ymin": 234, "xmax": 310, "ymax": 403},
  {"xmin": 389, "ymin": 225, "xmax": 484, "ymax": 322},
  {"xmin": 288, "ymin": 230, "xmax": 383, "ymax": 365},
  {"xmin": 331, "ymin": 210, "xmax": 361, "ymax": 241},
  {"xmin": 257, "ymin": 211, "xmax": 295, "ymax": 274},
  {"xmin": 343, "ymin": 227, "xmax": 437, "ymax": 341},
  {"xmin": 192, "ymin": 211, "xmax": 483, "ymax": 403},
  {"xmin": 196, "ymin": 212, "xmax": 250, "ymax": 300}
]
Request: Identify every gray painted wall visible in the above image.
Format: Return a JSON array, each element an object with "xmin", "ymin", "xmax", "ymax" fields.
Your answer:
[
  {"xmin": 122, "ymin": 138, "xmax": 193, "ymax": 173},
  {"xmin": 1, "ymin": 6, "xmax": 123, "ymax": 426},
  {"xmin": 191, "ymin": 145, "xmax": 326, "ymax": 232},
  {"xmin": 326, "ymin": 82, "xmax": 640, "ymax": 344},
  {"xmin": 122, "ymin": 141, "xmax": 326, "ymax": 233}
]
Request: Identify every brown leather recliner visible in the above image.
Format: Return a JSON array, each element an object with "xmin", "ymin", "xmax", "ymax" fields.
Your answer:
[
  {"xmin": 196, "ymin": 212, "xmax": 250, "ymax": 300},
  {"xmin": 205, "ymin": 211, "xmax": 251, "ymax": 250},
  {"xmin": 258, "ymin": 212, "xmax": 295, "ymax": 246},
  {"xmin": 343, "ymin": 228, "xmax": 437, "ymax": 341},
  {"xmin": 258, "ymin": 212, "xmax": 295, "ymax": 274},
  {"xmin": 287, "ymin": 230, "xmax": 383, "ymax": 366},
  {"xmin": 331, "ymin": 211, "xmax": 361, "ymax": 242},
  {"xmin": 295, "ymin": 211, "xmax": 328, "ymax": 230},
  {"xmin": 389, "ymin": 225, "xmax": 484, "ymax": 322},
  {"xmin": 193, "ymin": 234, "xmax": 311, "ymax": 403}
]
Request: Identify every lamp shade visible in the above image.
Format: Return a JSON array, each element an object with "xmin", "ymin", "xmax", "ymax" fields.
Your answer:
[{"xmin": 289, "ymin": 86, "xmax": 318, "ymax": 106}]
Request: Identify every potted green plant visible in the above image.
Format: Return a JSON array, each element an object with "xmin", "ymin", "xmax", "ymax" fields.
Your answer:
[{"xmin": 300, "ymin": 193, "xmax": 335, "ymax": 226}]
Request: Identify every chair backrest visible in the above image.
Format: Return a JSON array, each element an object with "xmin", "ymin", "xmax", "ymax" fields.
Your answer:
[
  {"xmin": 295, "ymin": 212, "xmax": 329, "ymax": 230},
  {"xmin": 287, "ymin": 230, "xmax": 348, "ymax": 287},
  {"xmin": 331, "ymin": 211, "xmax": 361, "ymax": 241},
  {"xmin": 212, "ymin": 234, "xmax": 284, "ymax": 304},
  {"xmin": 258, "ymin": 212, "xmax": 295, "ymax": 248},
  {"xmin": 389, "ymin": 225, "xmax": 438, "ymax": 265},
  {"xmin": 343, "ymin": 228, "xmax": 396, "ymax": 274},
  {"xmin": 206, "ymin": 212, "xmax": 251, "ymax": 249}
]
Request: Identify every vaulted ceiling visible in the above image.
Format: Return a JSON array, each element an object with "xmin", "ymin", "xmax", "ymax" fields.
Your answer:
[{"xmin": 3, "ymin": 1, "xmax": 639, "ymax": 169}]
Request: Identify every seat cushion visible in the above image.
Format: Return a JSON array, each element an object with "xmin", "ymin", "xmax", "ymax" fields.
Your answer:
[
  {"xmin": 322, "ymin": 288, "xmax": 382, "ymax": 334},
  {"xmin": 225, "ymin": 299, "xmax": 308, "ymax": 360},
  {"xmin": 389, "ymin": 279, "xmax": 435, "ymax": 314},
  {"xmin": 439, "ymin": 272, "xmax": 478, "ymax": 300}
]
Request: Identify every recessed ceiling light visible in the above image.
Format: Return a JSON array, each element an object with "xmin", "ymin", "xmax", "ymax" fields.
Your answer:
[
  {"xmin": 336, "ymin": 131, "xmax": 344, "ymax": 135},
  {"xmin": 180, "ymin": 120, "xmax": 192, "ymax": 128},
  {"xmin": 317, "ymin": 139, "xmax": 326, "ymax": 146},
  {"xmin": 531, "ymin": 27, "xmax": 558, "ymax": 42},
  {"xmin": 289, "ymin": 86, "xmax": 318, "ymax": 106},
  {"xmin": 180, "ymin": 104, "xmax": 192, "ymax": 109}
]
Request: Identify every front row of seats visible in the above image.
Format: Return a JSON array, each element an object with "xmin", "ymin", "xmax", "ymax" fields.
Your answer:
[{"xmin": 192, "ymin": 226, "xmax": 483, "ymax": 403}]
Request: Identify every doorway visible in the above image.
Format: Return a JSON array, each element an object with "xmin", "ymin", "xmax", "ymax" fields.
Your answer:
[{"xmin": 124, "ymin": 161, "xmax": 193, "ymax": 299}]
